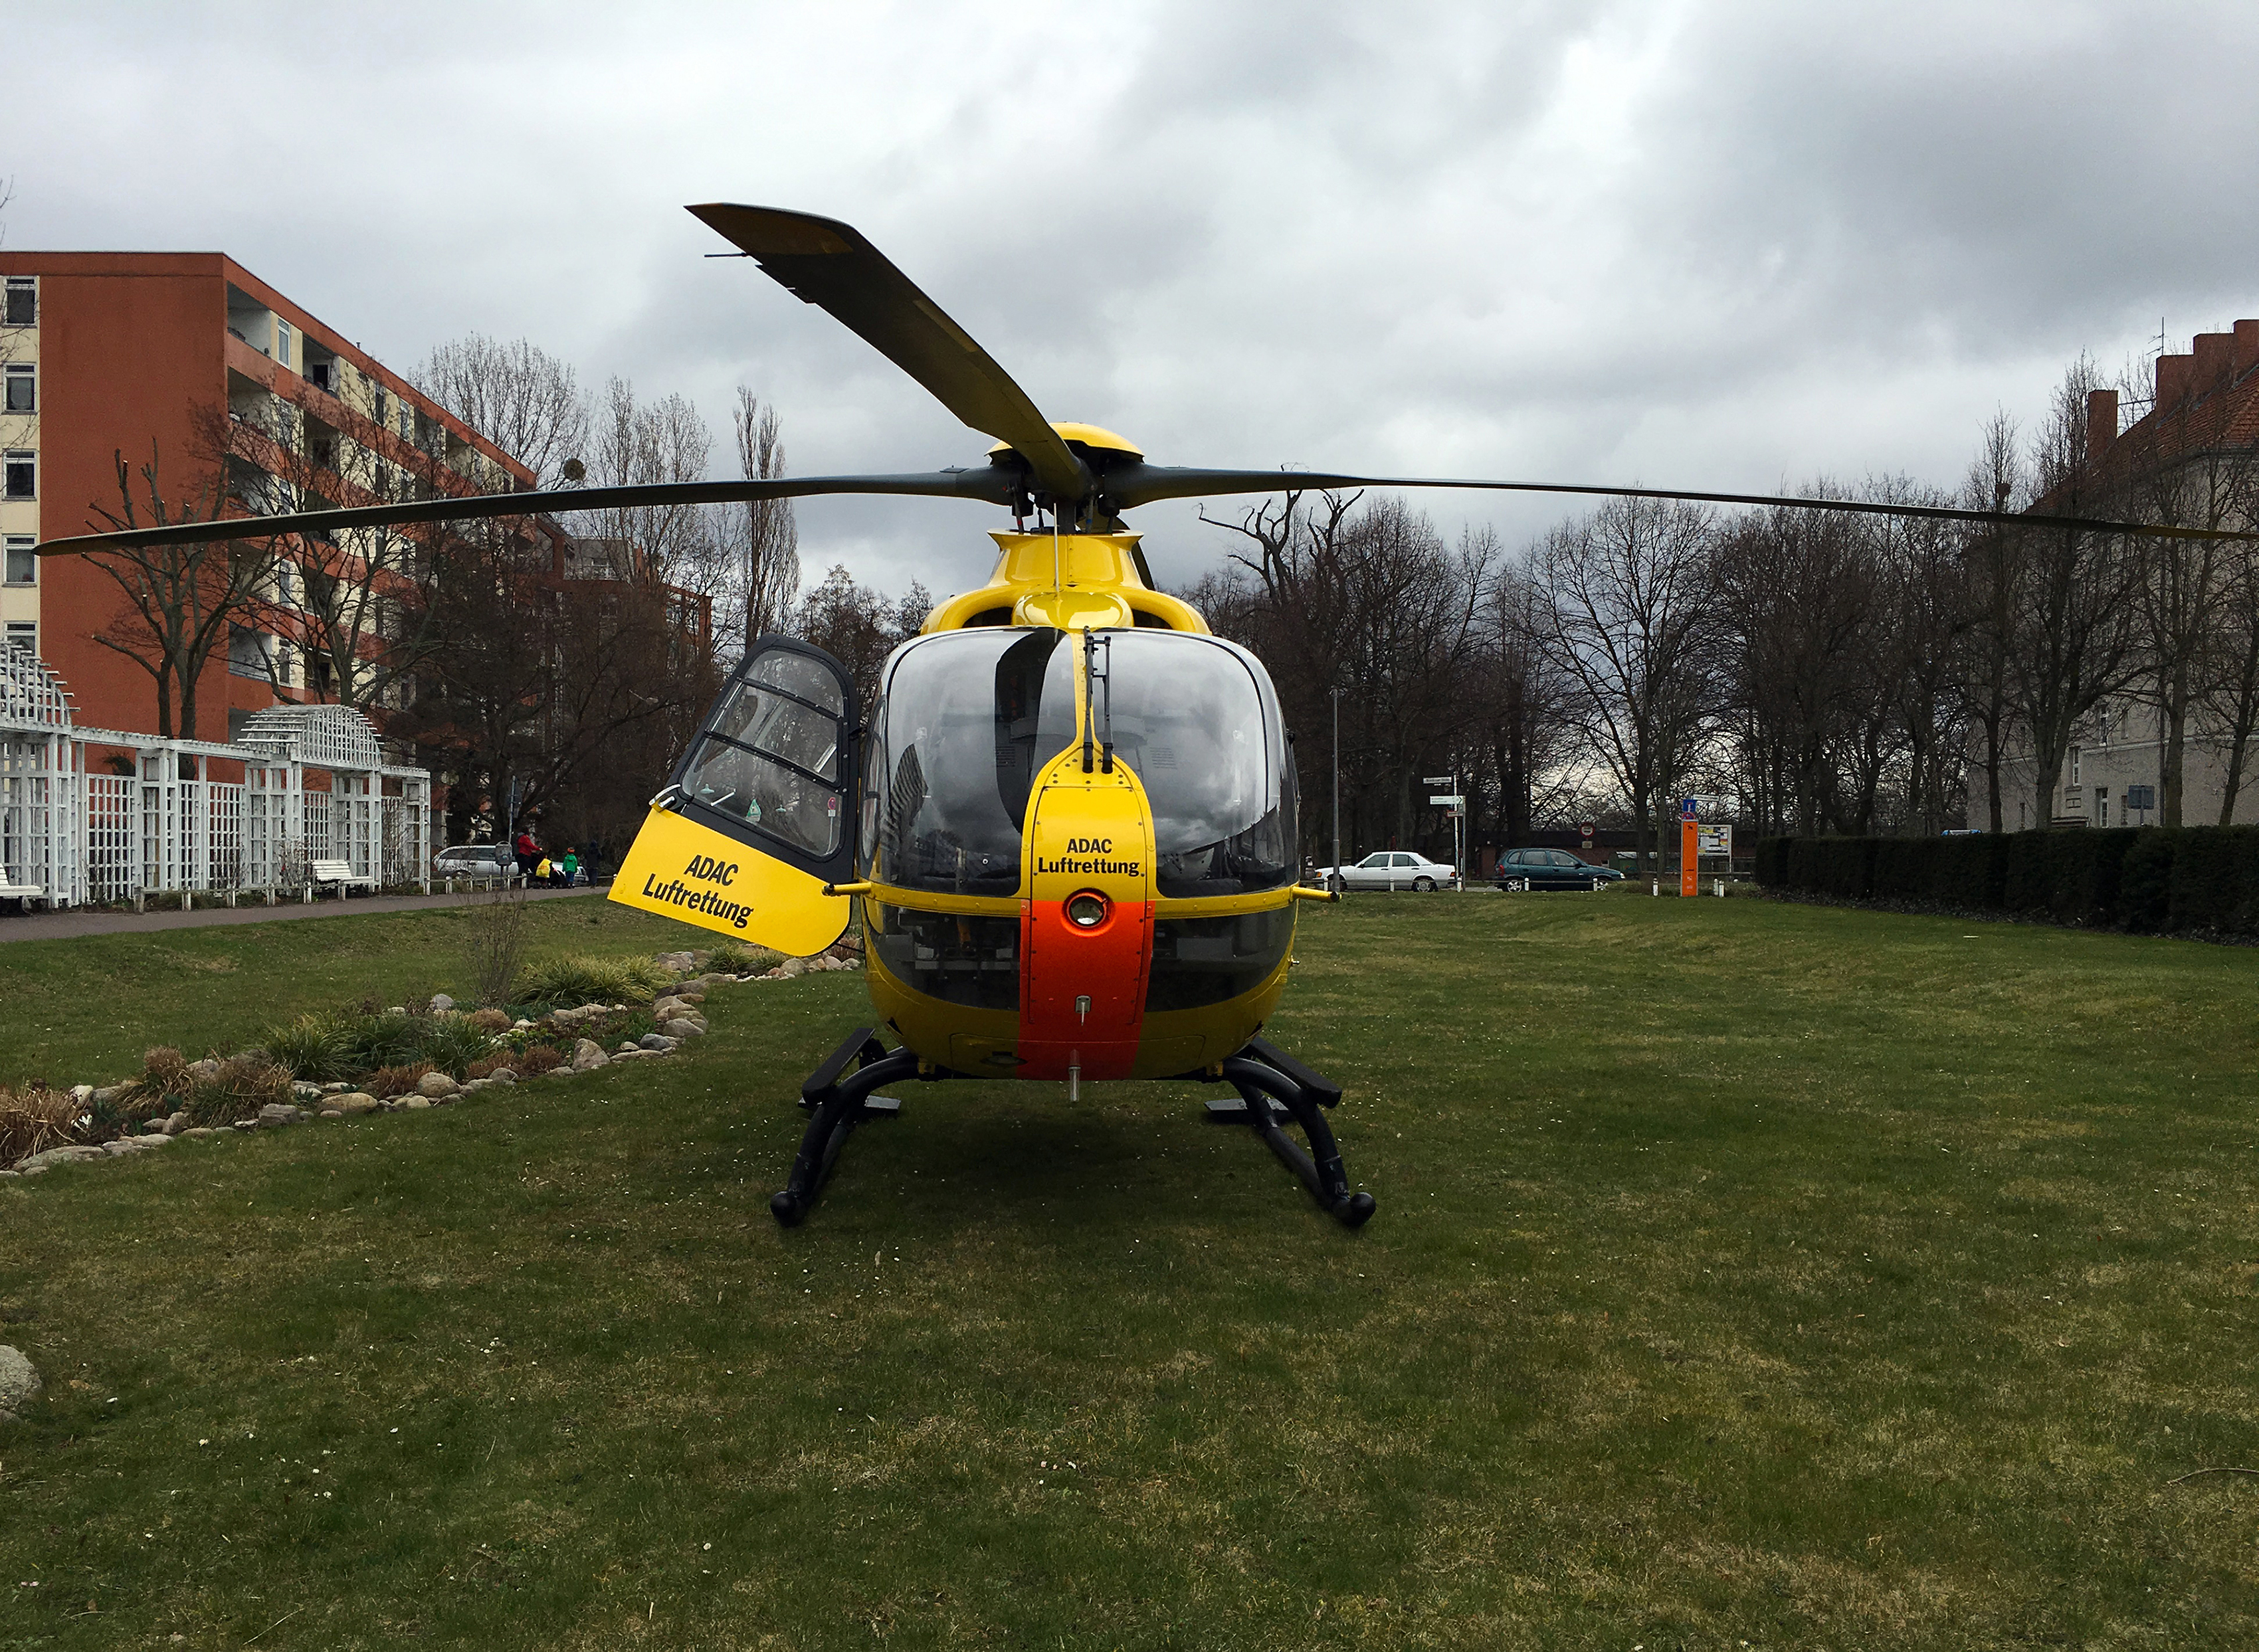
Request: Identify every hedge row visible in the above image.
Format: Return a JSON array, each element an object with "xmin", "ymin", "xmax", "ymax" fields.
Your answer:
[{"xmin": 1753, "ymin": 826, "xmax": 2259, "ymax": 938}]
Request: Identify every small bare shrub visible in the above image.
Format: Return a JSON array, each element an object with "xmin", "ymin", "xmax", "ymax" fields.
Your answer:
[
  {"xmin": 515, "ymin": 1045, "xmax": 563, "ymax": 1076},
  {"xmin": 462, "ymin": 883, "xmax": 532, "ymax": 1008},
  {"xmin": 367, "ymin": 1063, "xmax": 435, "ymax": 1099},
  {"xmin": 468, "ymin": 1008, "xmax": 512, "ymax": 1034}
]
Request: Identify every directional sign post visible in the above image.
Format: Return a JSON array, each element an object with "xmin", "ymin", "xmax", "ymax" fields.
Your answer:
[
  {"xmin": 1679, "ymin": 797, "xmax": 1700, "ymax": 899},
  {"xmin": 1424, "ymin": 775, "xmax": 1464, "ymax": 891}
]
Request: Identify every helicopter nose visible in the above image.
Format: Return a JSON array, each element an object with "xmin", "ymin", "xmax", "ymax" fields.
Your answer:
[{"xmin": 1019, "ymin": 761, "xmax": 1154, "ymax": 1083}]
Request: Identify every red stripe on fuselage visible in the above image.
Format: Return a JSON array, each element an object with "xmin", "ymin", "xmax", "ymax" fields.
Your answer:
[{"xmin": 1017, "ymin": 896, "xmax": 1152, "ymax": 1080}]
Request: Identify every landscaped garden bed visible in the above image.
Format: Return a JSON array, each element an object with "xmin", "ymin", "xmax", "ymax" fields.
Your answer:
[{"xmin": 0, "ymin": 937, "xmax": 862, "ymax": 1176}]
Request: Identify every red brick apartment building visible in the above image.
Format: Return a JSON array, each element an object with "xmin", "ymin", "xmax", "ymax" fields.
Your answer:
[{"xmin": 0, "ymin": 252, "xmax": 536, "ymax": 742}]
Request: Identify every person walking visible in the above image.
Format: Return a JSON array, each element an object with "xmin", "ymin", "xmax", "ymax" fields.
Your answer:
[
  {"xmin": 560, "ymin": 849, "xmax": 580, "ymax": 889},
  {"xmin": 513, "ymin": 822, "xmax": 540, "ymax": 881}
]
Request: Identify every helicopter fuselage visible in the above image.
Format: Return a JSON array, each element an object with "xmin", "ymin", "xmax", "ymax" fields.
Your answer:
[{"xmin": 860, "ymin": 530, "xmax": 1307, "ymax": 1085}]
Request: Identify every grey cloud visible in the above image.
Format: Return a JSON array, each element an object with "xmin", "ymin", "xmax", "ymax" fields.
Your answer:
[{"xmin": 6, "ymin": 0, "xmax": 2256, "ymax": 603}]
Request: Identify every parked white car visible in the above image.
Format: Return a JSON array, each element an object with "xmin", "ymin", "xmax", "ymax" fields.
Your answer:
[{"xmin": 1314, "ymin": 851, "xmax": 1460, "ymax": 892}]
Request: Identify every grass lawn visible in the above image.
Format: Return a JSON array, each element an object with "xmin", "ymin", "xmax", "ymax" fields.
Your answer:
[{"xmin": 1, "ymin": 893, "xmax": 2256, "ymax": 1648}]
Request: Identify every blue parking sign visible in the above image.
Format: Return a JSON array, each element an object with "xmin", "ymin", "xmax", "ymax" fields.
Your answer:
[{"xmin": 1679, "ymin": 797, "xmax": 1698, "ymax": 820}]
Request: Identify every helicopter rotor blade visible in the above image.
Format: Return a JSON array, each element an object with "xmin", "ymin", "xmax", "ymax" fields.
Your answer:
[
  {"xmin": 1102, "ymin": 464, "xmax": 2259, "ymax": 544},
  {"xmin": 35, "ymin": 469, "xmax": 1015, "ymax": 558},
  {"xmin": 688, "ymin": 203, "xmax": 1091, "ymax": 505}
]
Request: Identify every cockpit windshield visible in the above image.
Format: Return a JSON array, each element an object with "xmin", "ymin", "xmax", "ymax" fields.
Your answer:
[
  {"xmin": 863, "ymin": 626, "xmax": 1296, "ymax": 899},
  {"xmin": 1102, "ymin": 631, "xmax": 1295, "ymax": 896},
  {"xmin": 866, "ymin": 628, "xmax": 1079, "ymax": 894}
]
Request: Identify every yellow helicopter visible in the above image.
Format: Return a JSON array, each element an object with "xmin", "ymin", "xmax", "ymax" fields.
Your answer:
[{"xmin": 48, "ymin": 203, "xmax": 2232, "ymax": 1228}]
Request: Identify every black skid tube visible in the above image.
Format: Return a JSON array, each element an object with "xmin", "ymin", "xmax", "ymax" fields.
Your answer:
[
  {"xmin": 1217, "ymin": 1054, "xmax": 1377, "ymax": 1228},
  {"xmin": 771, "ymin": 1031, "xmax": 922, "ymax": 1228}
]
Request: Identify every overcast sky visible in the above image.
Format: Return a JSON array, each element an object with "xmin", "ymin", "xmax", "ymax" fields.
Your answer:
[{"xmin": 9, "ymin": 1, "xmax": 2258, "ymax": 601}]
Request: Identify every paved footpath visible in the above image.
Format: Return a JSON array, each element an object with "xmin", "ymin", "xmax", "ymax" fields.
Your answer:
[{"xmin": 0, "ymin": 882, "xmax": 611, "ymax": 944}]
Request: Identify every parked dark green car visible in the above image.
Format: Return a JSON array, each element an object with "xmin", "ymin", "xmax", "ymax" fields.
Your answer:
[{"xmin": 1494, "ymin": 848, "xmax": 1624, "ymax": 891}]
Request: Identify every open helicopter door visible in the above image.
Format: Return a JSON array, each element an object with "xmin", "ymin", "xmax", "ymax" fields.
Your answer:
[{"xmin": 609, "ymin": 636, "xmax": 860, "ymax": 957}]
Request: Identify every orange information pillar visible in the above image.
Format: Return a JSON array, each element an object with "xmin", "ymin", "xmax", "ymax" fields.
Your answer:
[{"xmin": 1680, "ymin": 815, "xmax": 1699, "ymax": 897}]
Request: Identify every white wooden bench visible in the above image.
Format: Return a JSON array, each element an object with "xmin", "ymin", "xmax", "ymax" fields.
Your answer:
[
  {"xmin": 308, "ymin": 860, "xmax": 379, "ymax": 899},
  {"xmin": 0, "ymin": 881, "xmax": 43, "ymax": 913}
]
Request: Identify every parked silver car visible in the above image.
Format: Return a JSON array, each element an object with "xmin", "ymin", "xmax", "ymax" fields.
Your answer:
[
  {"xmin": 431, "ymin": 842, "xmax": 518, "ymax": 881},
  {"xmin": 1314, "ymin": 851, "xmax": 1460, "ymax": 893}
]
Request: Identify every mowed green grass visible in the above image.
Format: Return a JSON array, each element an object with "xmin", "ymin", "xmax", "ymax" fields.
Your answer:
[{"xmin": 1, "ymin": 893, "xmax": 2256, "ymax": 1649}]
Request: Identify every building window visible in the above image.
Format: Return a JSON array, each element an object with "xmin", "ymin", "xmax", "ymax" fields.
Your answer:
[
  {"xmin": 228, "ymin": 624, "xmax": 270, "ymax": 679},
  {"xmin": 2096, "ymin": 787, "xmax": 2110, "ymax": 829},
  {"xmin": 372, "ymin": 387, "xmax": 388, "ymax": 428},
  {"xmin": 274, "ymin": 318, "xmax": 292, "ymax": 366},
  {"xmin": 2068, "ymin": 746, "xmax": 2081, "ymax": 786},
  {"xmin": 4, "ymin": 365, "xmax": 32, "ymax": 413},
  {"xmin": 4, "ymin": 621, "xmax": 33, "ymax": 656},
  {"xmin": 3, "ymin": 450, "xmax": 31, "ymax": 500},
  {"xmin": 3, "ymin": 278, "xmax": 33, "ymax": 327},
  {"xmin": 3, "ymin": 535, "xmax": 32, "ymax": 585}
]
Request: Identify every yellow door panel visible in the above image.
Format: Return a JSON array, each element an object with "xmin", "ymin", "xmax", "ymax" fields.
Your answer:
[{"xmin": 608, "ymin": 804, "xmax": 849, "ymax": 957}]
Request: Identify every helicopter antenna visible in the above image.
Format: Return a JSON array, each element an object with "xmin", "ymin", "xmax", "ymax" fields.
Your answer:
[{"xmin": 1096, "ymin": 634, "xmax": 1114, "ymax": 774}]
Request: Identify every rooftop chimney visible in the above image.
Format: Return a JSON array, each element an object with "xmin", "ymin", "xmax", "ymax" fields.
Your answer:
[
  {"xmin": 2236, "ymin": 319, "xmax": 2259, "ymax": 378},
  {"xmin": 2155, "ymin": 351, "xmax": 2193, "ymax": 408},
  {"xmin": 2086, "ymin": 388, "xmax": 2118, "ymax": 458},
  {"xmin": 2191, "ymin": 331, "xmax": 2235, "ymax": 391}
]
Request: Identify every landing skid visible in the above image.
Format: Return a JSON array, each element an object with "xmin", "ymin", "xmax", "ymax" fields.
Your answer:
[
  {"xmin": 1204, "ymin": 1036, "xmax": 1377, "ymax": 1228},
  {"xmin": 769, "ymin": 1028, "xmax": 1375, "ymax": 1230},
  {"xmin": 769, "ymin": 1027, "xmax": 922, "ymax": 1228}
]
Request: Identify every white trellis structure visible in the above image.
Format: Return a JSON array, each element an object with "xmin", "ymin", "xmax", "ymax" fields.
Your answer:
[{"xmin": 0, "ymin": 652, "xmax": 431, "ymax": 909}]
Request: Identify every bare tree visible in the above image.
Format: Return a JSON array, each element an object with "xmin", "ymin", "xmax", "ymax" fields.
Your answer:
[
  {"xmin": 1534, "ymin": 496, "xmax": 1720, "ymax": 867},
  {"xmin": 2007, "ymin": 358, "xmax": 2143, "ymax": 830},
  {"xmin": 1204, "ymin": 491, "xmax": 1492, "ymax": 862},
  {"xmin": 81, "ymin": 416, "xmax": 278, "ymax": 741},
  {"xmin": 1960, "ymin": 412, "xmax": 2024, "ymax": 833},
  {"xmin": 2114, "ymin": 345, "xmax": 2259, "ymax": 825},
  {"xmin": 792, "ymin": 563, "xmax": 928, "ymax": 714},
  {"xmin": 587, "ymin": 377, "xmax": 718, "ymax": 591},
  {"xmin": 231, "ymin": 380, "xmax": 448, "ymax": 711},
  {"xmin": 726, "ymin": 385, "xmax": 799, "ymax": 655},
  {"xmin": 1480, "ymin": 558, "xmax": 1583, "ymax": 848},
  {"xmin": 2207, "ymin": 540, "xmax": 2259, "ymax": 822},
  {"xmin": 413, "ymin": 334, "xmax": 589, "ymax": 490}
]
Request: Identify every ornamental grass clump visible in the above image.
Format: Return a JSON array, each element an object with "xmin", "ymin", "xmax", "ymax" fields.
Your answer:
[
  {"xmin": 514, "ymin": 953, "xmax": 670, "ymax": 1010},
  {"xmin": 0, "ymin": 1085, "xmax": 80, "ymax": 1164},
  {"xmin": 262, "ymin": 1014, "xmax": 356, "ymax": 1083},
  {"xmin": 418, "ymin": 1014, "xmax": 496, "ymax": 1079},
  {"xmin": 179, "ymin": 1054, "xmax": 293, "ymax": 1128},
  {"xmin": 703, "ymin": 941, "xmax": 779, "ymax": 976},
  {"xmin": 514, "ymin": 1044, "xmax": 563, "ymax": 1077},
  {"xmin": 338, "ymin": 1011, "xmax": 425, "ymax": 1075}
]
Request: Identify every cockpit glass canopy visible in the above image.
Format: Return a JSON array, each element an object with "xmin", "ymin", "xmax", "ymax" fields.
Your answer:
[
  {"xmin": 866, "ymin": 628, "xmax": 1079, "ymax": 894},
  {"xmin": 865, "ymin": 626, "xmax": 1296, "ymax": 899},
  {"xmin": 1104, "ymin": 631, "xmax": 1294, "ymax": 897}
]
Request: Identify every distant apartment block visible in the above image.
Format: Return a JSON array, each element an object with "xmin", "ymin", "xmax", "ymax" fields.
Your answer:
[{"xmin": 0, "ymin": 251, "xmax": 535, "ymax": 740}]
